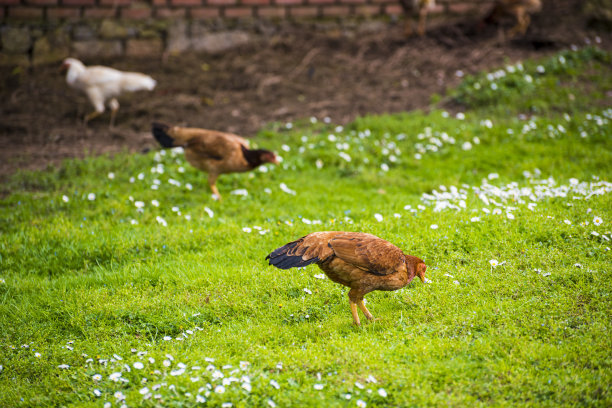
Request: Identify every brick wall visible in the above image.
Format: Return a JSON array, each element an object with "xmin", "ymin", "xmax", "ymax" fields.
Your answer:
[
  {"xmin": 0, "ymin": 0, "xmax": 495, "ymax": 65},
  {"xmin": 0, "ymin": 0, "xmax": 493, "ymax": 22}
]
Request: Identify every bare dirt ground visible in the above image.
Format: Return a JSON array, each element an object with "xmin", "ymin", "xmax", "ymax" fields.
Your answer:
[{"xmin": 1, "ymin": 0, "xmax": 609, "ymax": 182}]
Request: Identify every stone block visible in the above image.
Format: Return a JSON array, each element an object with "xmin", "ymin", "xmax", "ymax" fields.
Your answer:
[
  {"xmin": 1, "ymin": 26, "xmax": 31, "ymax": 54},
  {"xmin": 191, "ymin": 30, "xmax": 251, "ymax": 54},
  {"xmin": 73, "ymin": 24, "xmax": 97, "ymax": 40},
  {"xmin": 0, "ymin": 53, "xmax": 30, "ymax": 66},
  {"xmin": 72, "ymin": 40, "xmax": 123, "ymax": 58},
  {"xmin": 32, "ymin": 28, "xmax": 70, "ymax": 65},
  {"xmin": 167, "ymin": 19, "xmax": 192, "ymax": 53},
  {"xmin": 99, "ymin": 19, "xmax": 129, "ymax": 39},
  {"xmin": 126, "ymin": 38, "xmax": 163, "ymax": 57}
]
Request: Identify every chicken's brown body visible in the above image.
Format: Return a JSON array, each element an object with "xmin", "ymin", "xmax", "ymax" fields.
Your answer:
[
  {"xmin": 266, "ymin": 231, "xmax": 427, "ymax": 325},
  {"xmin": 152, "ymin": 123, "xmax": 278, "ymax": 200},
  {"xmin": 484, "ymin": 0, "xmax": 542, "ymax": 38}
]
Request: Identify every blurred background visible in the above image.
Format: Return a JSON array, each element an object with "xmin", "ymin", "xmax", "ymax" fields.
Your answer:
[{"xmin": 0, "ymin": 0, "xmax": 610, "ymax": 181}]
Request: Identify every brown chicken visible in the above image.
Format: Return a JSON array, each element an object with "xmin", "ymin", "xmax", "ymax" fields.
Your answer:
[
  {"xmin": 399, "ymin": 0, "xmax": 436, "ymax": 36},
  {"xmin": 152, "ymin": 123, "xmax": 279, "ymax": 200},
  {"xmin": 266, "ymin": 231, "xmax": 427, "ymax": 326},
  {"xmin": 483, "ymin": 0, "xmax": 542, "ymax": 38}
]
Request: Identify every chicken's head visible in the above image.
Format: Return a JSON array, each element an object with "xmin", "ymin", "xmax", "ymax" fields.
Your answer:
[
  {"xmin": 260, "ymin": 150, "xmax": 280, "ymax": 165},
  {"xmin": 416, "ymin": 262, "xmax": 427, "ymax": 283}
]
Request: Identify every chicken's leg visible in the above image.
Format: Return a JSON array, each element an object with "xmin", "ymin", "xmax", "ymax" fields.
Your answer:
[
  {"xmin": 208, "ymin": 173, "xmax": 222, "ymax": 201},
  {"xmin": 84, "ymin": 111, "xmax": 102, "ymax": 125},
  {"xmin": 357, "ymin": 299, "xmax": 376, "ymax": 321},
  {"xmin": 109, "ymin": 98, "xmax": 120, "ymax": 128},
  {"xmin": 350, "ymin": 301, "xmax": 361, "ymax": 326},
  {"xmin": 417, "ymin": 6, "xmax": 429, "ymax": 36}
]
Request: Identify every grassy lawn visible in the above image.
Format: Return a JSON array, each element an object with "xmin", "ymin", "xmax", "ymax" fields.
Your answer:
[{"xmin": 1, "ymin": 47, "xmax": 611, "ymax": 407}]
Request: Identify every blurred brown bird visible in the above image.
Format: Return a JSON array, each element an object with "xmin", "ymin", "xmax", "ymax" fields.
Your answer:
[
  {"xmin": 152, "ymin": 123, "xmax": 279, "ymax": 200},
  {"xmin": 266, "ymin": 231, "xmax": 427, "ymax": 326},
  {"xmin": 483, "ymin": 0, "xmax": 542, "ymax": 38},
  {"xmin": 399, "ymin": 0, "xmax": 436, "ymax": 37}
]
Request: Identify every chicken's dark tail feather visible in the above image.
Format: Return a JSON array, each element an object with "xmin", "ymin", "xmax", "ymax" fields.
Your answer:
[
  {"xmin": 266, "ymin": 241, "xmax": 320, "ymax": 270},
  {"xmin": 152, "ymin": 122, "xmax": 175, "ymax": 148}
]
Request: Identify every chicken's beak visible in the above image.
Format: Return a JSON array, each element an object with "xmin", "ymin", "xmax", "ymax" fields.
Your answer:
[{"xmin": 59, "ymin": 62, "xmax": 69, "ymax": 73}]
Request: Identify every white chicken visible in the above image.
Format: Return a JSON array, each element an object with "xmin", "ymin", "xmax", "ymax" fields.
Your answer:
[{"xmin": 62, "ymin": 58, "xmax": 157, "ymax": 127}]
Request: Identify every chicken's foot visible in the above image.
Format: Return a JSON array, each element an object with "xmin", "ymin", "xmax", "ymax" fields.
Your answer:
[
  {"xmin": 208, "ymin": 174, "xmax": 222, "ymax": 201},
  {"xmin": 357, "ymin": 299, "xmax": 377, "ymax": 321}
]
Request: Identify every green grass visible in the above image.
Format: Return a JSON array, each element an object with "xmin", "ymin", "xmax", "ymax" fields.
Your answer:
[{"xmin": 1, "ymin": 47, "xmax": 611, "ymax": 407}]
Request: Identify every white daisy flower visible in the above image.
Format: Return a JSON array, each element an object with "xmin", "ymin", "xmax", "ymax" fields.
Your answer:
[
  {"xmin": 430, "ymin": 224, "xmax": 439, "ymax": 230},
  {"xmin": 357, "ymin": 399, "xmax": 367, "ymax": 408},
  {"xmin": 374, "ymin": 213, "xmax": 383, "ymax": 222},
  {"xmin": 593, "ymin": 216, "xmax": 603, "ymax": 226},
  {"xmin": 87, "ymin": 193, "xmax": 96, "ymax": 201},
  {"xmin": 378, "ymin": 388, "xmax": 388, "ymax": 397},
  {"xmin": 489, "ymin": 259, "xmax": 499, "ymax": 268},
  {"xmin": 314, "ymin": 384, "xmax": 324, "ymax": 390}
]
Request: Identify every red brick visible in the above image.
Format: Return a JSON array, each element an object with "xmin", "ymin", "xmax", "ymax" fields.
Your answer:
[
  {"xmin": 275, "ymin": 0, "xmax": 301, "ymax": 4},
  {"xmin": 355, "ymin": 4, "xmax": 378, "ymax": 15},
  {"xmin": 8, "ymin": 6, "xmax": 44, "ymax": 17},
  {"xmin": 224, "ymin": 6, "xmax": 252, "ymax": 17},
  {"xmin": 0, "ymin": 7, "xmax": 4, "ymax": 17},
  {"xmin": 289, "ymin": 5, "xmax": 317, "ymax": 16},
  {"xmin": 62, "ymin": 0, "xmax": 95, "ymax": 5},
  {"xmin": 170, "ymin": 0, "xmax": 201, "ymax": 5},
  {"xmin": 152, "ymin": 0, "xmax": 166, "ymax": 4},
  {"xmin": 156, "ymin": 7, "xmax": 186, "ymax": 16},
  {"xmin": 27, "ymin": 0, "xmax": 58, "ymax": 5},
  {"xmin": 339, "ymin": 0, "xmax": 365, "ymax": 4},
  {"xmin": 258, "ymin": 6, "xmax": 284, "ymax": 17},
  {"xmin": 207, "ymin": 0, "xmax": 235, "ymax": 4},
  {"xmin": 99, "ymin": 0, "xmax": 131, "ymax": 4},
  {"xmin": 120, "ymin": 6, "xmax": 152, "ymax": 18},
  {"xmin": 448, "ymin": 3, "xmax": 475, "ymax": 14},
  {"xmin": 47, "ymin": 6, "xmax": 81, "ymax": 18},
  {"xmin": 0, "ymin": 0, "xmax": 20, "ymax": 5},
  {"xmin": 242, "ymin": 0, "xmax": 269, "ymax": 4},
  {"xmin": 83, "ymin": 7, "xmax": 117, "ymax": 17},
  {"xmin": 190, "ymin": 6, "xmax": 218, "ymax": 17},
  {"xmin": 371, "ymin": 0, "xmax": 394, "ymax": 4},
  {"xmin": 383, "ymin": 3, "xmax": 401, "ymax": 15},
  {"xmin": 321, "ymin": 5, "xmax": 348, "ymax": 15},
  {"xmin": 306, "ymin": 0, "xmax": 334, "ymax": 4}
]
